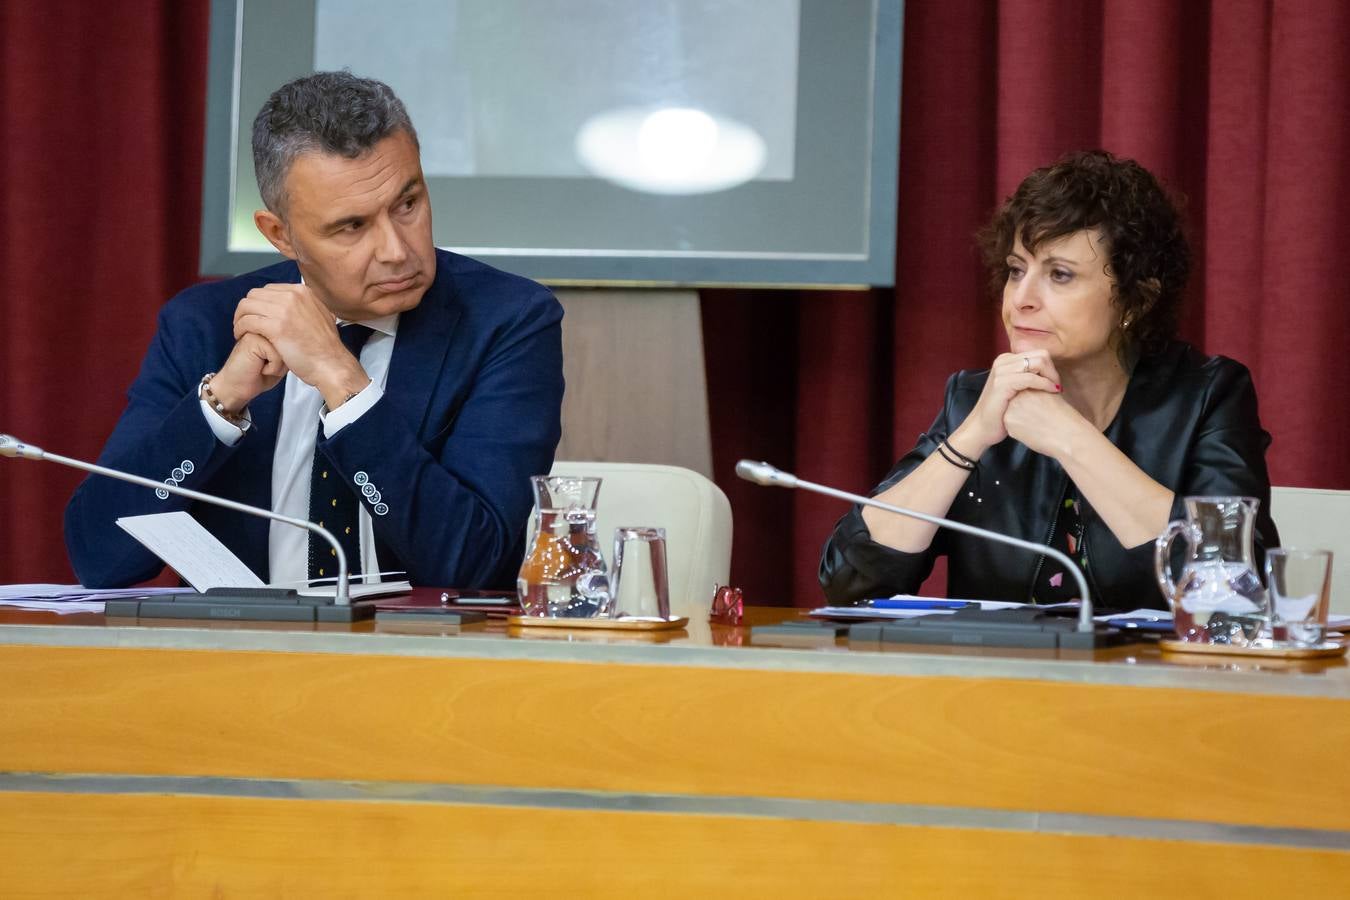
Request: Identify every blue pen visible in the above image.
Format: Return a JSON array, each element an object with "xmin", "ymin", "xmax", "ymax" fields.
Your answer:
[{"xmin": 868, "ymin": 598, "xmax": 972, "ymax": 610}]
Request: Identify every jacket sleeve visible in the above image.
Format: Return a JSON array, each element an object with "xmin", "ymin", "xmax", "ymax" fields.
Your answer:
[
  {"xmin": 64, "ymin": 299, "xmax": 242, "ymax": 587},
  {"xmin": 818, "ymin": 374, "xmax": 965, "ymax": 604},
  {"xmin": 319, "ymin": 289, "xmax": 564, "ymax": 588},
  {"xmin": 1119, "ymin": 357, "xmax": 1279, "ymax": 569}
]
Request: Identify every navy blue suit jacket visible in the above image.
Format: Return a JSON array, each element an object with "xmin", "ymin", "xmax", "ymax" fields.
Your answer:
[{"xmin": 65, "ymin": 249, "xmax": 564, "ymax": 588}]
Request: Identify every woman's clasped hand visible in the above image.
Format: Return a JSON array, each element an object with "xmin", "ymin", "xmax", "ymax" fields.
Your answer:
[{"xmin": 952, "ymin": 349, "xmax": 1063, "ymax": 459}]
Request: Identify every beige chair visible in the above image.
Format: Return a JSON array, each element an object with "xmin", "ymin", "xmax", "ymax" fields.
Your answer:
[
  {"xmin": 1268, "ymin": 486, "xmax": 1350, "ymax": 616},
  {"xmin": 545, "ymin": 461, "xmax": 733, "ymax": 618}
]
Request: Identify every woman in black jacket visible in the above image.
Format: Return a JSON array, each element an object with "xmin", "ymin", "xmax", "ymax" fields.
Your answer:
[{"xmin": 819, "ymin": 150, "xmax": 1278, "ymax": 610}]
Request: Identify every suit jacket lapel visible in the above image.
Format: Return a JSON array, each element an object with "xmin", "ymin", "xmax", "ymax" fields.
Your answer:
[{"xmin": 386, "ymin": 275, "xmax": 460, "ymax": 436}]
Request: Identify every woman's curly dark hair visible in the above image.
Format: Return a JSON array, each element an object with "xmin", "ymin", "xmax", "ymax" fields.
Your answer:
[{"xmin": 977, "ymin": 150, "xmax": 1190, "ymax": 356}]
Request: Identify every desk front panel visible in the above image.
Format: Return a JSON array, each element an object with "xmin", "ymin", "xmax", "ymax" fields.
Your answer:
[
  {"xmin": 3, "ymin": 609, "xmax": 1349, "ymax": 895},
  {"xmin": 3, "ymin": 791, "xmax": 1348, "ymax": 899}
]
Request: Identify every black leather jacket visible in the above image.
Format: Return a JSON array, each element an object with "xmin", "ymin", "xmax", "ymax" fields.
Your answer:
[{"xmin": 819, "ymin": 342, "xmax": 1279, "ymax": 610}]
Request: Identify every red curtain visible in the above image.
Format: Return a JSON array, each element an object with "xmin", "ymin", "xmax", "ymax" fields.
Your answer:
[
  {"xmin": 0, "ymin": 1, "xmax": 211, "ymax": 582},
  {"xmin": 706, "ymin": 0, "xmax": 1350, "ymax": 606},
  {"xmin": 2, "ymin": 1, "xmax": 1348, "ymax": 601}
]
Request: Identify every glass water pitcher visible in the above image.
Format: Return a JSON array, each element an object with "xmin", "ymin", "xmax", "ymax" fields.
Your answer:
[
  {"xmin": 1154, "ymin": 496, "xmax": 1268, "ymax": 644},
  {"xmin": 517, "ymin": 475, "xmax": 612, "ymax": 617}
]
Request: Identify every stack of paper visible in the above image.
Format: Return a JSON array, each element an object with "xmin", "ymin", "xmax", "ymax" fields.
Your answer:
[
  {"xmin": 0, "ymin": 584, "xmax": 182, "ymax": 614},
  {"xmin": 0, "ymin": 511, "xmax": 410, "ymax": 615}
]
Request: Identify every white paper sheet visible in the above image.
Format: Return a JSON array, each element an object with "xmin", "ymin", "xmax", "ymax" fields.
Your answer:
[
  {"xmin": 0, "ymin": 599, "xmax": 108, "ymax": 614},
  {"xmin": 0, "ymin": 583, "xmax": 79, "ymax": 599},
  {"xmin": 116, "ymin": 512, "xmax": 266, "ymax": 592},
  {"xmin": 297, "ymin": 581, "xmax": 412, "ymax": 600},
  {"xmin": 0, "ymin": 585, "xmax": 182, "ymax": 601},
  {"xmin": 0, "ymin": 578, "xmax": 408, "ymax": 613},
  {"xmin": 811, "ymin": 598, "xmax": 1043, "ymax": 620},
  {"xmin": 1094, "ymin": 608, "xmax": 1350, "ymax": 631},
  {"xmin": 1094, "ymin": 607, "xmax": 1172, "ymax": 623},
  {"xmin": 0, "ymin": 585, "xmax": 183, "ymax": 614}
]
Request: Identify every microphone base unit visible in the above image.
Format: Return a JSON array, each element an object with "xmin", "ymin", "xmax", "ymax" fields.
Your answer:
[
  {"xmin": 847, "ymin": 607, "xmax": 1129, "ymax": 650},
  {"xmin": 105, "ymin": 588, "xmax": 376, "ymax": 623}
]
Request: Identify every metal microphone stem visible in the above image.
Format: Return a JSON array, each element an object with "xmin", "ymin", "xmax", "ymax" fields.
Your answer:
[
  {"xmin": 0, "ymin": 434, "xmax": 350, "ymax": 605},
  {"xmin": 795, "ymin": 477, "xmax": 1093, "ymax": 633},
  {"xmin": 733, "ymin": 459, "xmax": 1093, "ymax": 633}
]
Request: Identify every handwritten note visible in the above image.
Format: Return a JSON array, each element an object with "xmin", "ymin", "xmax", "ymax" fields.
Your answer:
[{"xmin": 116, "ymin": 512, "xmax": 266, "ymax": 592}]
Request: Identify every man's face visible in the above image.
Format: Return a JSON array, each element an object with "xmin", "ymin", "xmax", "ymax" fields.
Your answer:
[{"xmin": 255, "ymin": 130, "xmax": 436, "ymax": 321}]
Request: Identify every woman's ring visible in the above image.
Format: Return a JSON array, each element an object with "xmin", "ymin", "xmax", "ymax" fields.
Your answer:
[{"xmin": 1022, "ymin": 356, "xmax": 1031, "ymax": 373}]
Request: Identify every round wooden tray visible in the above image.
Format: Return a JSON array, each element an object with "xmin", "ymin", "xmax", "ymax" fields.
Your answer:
[
  {"xmin": 506, "ymin": 614, "xmax": 689, "ymax": 631},
  {"xmin": 1159, "ymin": 638, "xmax": 1348, "ymax": 659}
]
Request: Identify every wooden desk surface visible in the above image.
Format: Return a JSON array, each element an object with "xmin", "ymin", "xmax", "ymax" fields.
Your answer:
[
  {"xmin": 3, "ymin": 599, "xmax": 1349, "ymax": 897},
  {"xmin": 3, "ymin": 594, "xmax": 1347, "ymax": 697}
]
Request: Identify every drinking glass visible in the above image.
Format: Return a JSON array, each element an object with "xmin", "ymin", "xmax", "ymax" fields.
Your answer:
[
  {"xmin": 1265, "ymin": 548, "xmax": 1333, "ymax": 646},
  {"xmin": 611, "ymin": 527, "xmax": 671, "ymax": 619}
]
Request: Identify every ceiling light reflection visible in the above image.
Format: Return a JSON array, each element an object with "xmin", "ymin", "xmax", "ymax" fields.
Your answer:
[{"xmin": 576, "ymin": 105, "xmax": 766, "ymax": 195}]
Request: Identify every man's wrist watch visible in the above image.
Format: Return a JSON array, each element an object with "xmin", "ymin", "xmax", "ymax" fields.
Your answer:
[{"xmin": 323, "ymin": 390, "xmax": 361, "ymax": 415}]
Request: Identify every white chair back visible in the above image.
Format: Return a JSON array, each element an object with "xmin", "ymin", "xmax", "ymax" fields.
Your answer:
[
  {"xmin": 541, "ymin": 461, "xmax": 733, "ymax": 618},
  {"xmin": 1268, "ymin": 486, "xmax": 1350, "ymax": 616}
]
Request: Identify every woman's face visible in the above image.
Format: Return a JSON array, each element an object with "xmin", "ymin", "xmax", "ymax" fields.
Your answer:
[{"xmin": 1002, "ymin": 228, "xmax": 1121, "ymax": 364}]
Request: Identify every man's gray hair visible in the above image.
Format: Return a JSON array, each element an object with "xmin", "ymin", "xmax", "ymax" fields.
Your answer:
[{"xmin": 251, "ymin": 70, "xmax": 418, "ymax": 214}]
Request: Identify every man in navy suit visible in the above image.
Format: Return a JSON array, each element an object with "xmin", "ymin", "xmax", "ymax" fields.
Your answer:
[{"xmin": 64, "ymin": 72, "xmax": 563, "ymax": 589}]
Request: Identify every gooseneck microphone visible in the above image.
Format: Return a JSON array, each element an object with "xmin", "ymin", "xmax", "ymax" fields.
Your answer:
[
  {"xmin": 1, "ymin": 432, "xmax": 353, "ymax": 607},
  {"xmin": 735, "ymin": 459, "xmax": 1095, "ymax": 634}
]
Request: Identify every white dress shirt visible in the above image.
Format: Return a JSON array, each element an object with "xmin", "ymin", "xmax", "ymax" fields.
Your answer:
[{"xmin": 199, "ymin": 313, "xmax": 399, "ymax": 585}]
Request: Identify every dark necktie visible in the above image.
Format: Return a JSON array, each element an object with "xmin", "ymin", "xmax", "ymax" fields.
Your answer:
[{"xmin": 307, "ymin": 323, "xmax": 373, "ymax": 582}]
